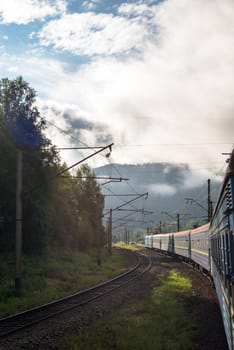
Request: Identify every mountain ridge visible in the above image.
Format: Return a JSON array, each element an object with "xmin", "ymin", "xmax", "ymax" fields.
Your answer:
[{"xmin": 94, "ymin": 162, "xmax": 222, "ymax": 237}]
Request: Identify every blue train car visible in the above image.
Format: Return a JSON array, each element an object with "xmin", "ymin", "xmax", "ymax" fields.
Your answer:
[
  {"xmin": 151, "ymin": 233, "xmax": 173, "ymax": 254},
  {"xmin": 210, "ymin": 151, "xmax": 234, "ymax": 350},
  {"xmin": 190, "ymin": 223, "xmax": 210, "ymax": 271},
  {"xmin": 173, "ymin": 229, "xmax": 190, "ymax": 259},
  {"xmin": 146, "ymin": 225, "xmax": 209, "ymax": 269},
  {"xmin": 144, "ymin": 234, "xmax": 153, "ymax": 249},
  {"xmin": 152, "ymin": 233, "xmax": 161, "ymax": 250},
  {"xmin": 144, "ymin": 150, "xmax": 234, "ymax": 349}
]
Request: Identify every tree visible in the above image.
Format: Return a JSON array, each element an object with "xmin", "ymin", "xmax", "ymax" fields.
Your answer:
[
  {"xmin": 0, "ymin": 76, "xmax": 58, "ymax": 254},
  {"xmin": 0, "ymin": 76, "xmax": 47, "ymax": 148},
  {"xmin": 0, "ymin": 76, "xmax": 106, "ymax": 255},
  {"xmin": 74, "ymin": 164, "xmax": 105, "ymax": 251},
  {"xmin": 49, "ymin": 163, "xmax": 78, "ymax": 249},
  {"xmin": 47, "ymin": 163, "xmax": 105, "ymax": 252}
]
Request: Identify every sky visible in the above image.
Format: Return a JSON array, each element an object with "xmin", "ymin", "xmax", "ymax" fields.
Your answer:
[{"xmin": 0, "ymin": 0, "xmax": 234, "ymax": 176}]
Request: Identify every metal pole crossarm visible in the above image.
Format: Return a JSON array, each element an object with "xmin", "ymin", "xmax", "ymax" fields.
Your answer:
[
  {"xmin": 117, "ymin": 208, "xmax": 145, "ymax": 212},
  {"xmin": 103, "ymin": 192, "xmax": 148, "ymax": 217},
  {"xmin": 112, "ymin": 192, "xmax": 148, "ymax": 212},
  {"xmin": 54, "ymin": 143, "xmax": 114, "ymax": 179},
  {"xmin": 104, "ymin": 193, "xmax": 141, "ymax": 197},
  {"xmin": 101, "ymin": 177, "xmax": 129, "ymax": 186},
  {"xmin": 184, "ymin": 197, "xmax": 208, "ymax": 212},
  {"xmin": 25, "ymin": 143, "xmax": 114, "ymax": 196},
  {"xmin": 60, "ymin": 176, "xmax": 128, "ymax": 181},
  {"xmin": 103, "ymin": 208, "xmax": 143, "ymax": 217},
  {"xmin": 56, "ymin": 146, "xmax": 110, "ymax": 150},
  {"xmin": 53, "ymin": 143, "xmax": 113, "ymax": 178},
  {"xmin": 142, "ymin": 210, "xmax": 154, "ymax": 215}
]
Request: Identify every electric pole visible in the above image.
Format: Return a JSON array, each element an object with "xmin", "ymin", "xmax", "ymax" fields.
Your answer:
[
  {"xmin": 208, "ymin": 179, "xmax": 212, "ymax": 221},
  {"xmin": 104, "ymin": 192, "xmax": 148, "ymax": 252},
  {"xmin": 176, "ymin": 213, "xmax": 180, "ymax": 232},
  {"xmin": 15, "ymin": 149, "xmax": 22, "ymax": 292},
  {"xmin": 162, "ymin": 211, "xmax": 186, "ymax": 232},
  {"xmin": 108, "ymin": 209, "xmax": 112, "ymax": 255},
  {"xmin": 96, "ymin": 193, "xmax": 101, "ymax": 266}
]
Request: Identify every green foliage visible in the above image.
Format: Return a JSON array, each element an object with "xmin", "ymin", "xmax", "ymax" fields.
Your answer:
[
  {"xmin": 0, "ymin": 76, "xmax": 105, "ymax": 255},
  {"xmin": 74, "ymin": 164, "xmax": 105, "ymax": 250},
  {"xmin": 48, "ymin": 163, "xmax": 105, "ymax": 251},
  {"xmin": 59, "ymin": 270, "xmax": 198, "ymax": 350},
  {"xmin": 0, "ymin": 76, "xmax": 58, "ymax": 254},
  {"xmin": 0, "ymin": 76, "xmax": 47, "ymax": 148},
  {"xmin": 0, "ymin": 249, "xmax": 126, "ymax": 317},
  {"xmin": 114, "ymin": 242, "xmax": 142, "ymax": 251}
]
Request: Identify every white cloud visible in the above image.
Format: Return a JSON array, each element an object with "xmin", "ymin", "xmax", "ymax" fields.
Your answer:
[
  {"xmin": 64, "ymin": 0, "xmax": 234, "ymax": 166},
  {"xmin": 1, "ymin": 0, "xmax": 234, "ymax": 172},
  {"xmin": 0, "ymin": 0, "xmax": 66, "ymax": 24},
  {"xmin": 182, "ymin": 169, "xmax": 223, "ymax": 190},
  {"xmin": 82, "ymin": 0, "xmax": 101, "ymax": 11},
  {"xmin": 118, "ymin": 2, "xmax": 156, "ymax": 18},
  {"xmin": 38, "ymin": 11, "xmax": 149, "ymax": 56},
  {"xmin": 148, "ymin": 183, "xmax": 177, "ymax": 196}
]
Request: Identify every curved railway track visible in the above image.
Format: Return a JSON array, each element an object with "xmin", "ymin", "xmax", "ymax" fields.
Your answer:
[{"xmin": 0, "ymin": 250, "xmax": 151, "ymax": 338}]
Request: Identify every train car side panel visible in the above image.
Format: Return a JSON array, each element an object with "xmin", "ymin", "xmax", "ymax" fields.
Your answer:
[
  {"xmin": 190, "ymin": 224, "xmax": 210, "ymax": 271},
  {"xmin": 174, "ymin": 230, "xmax": 190, "ymax": 259},
  {"xmin": 210, "ymin": 173, "xmax": 234, "ymax": 350},
  {"xmin": 144, "ymin": 235, "xmax": 153, "ymax": 249}
]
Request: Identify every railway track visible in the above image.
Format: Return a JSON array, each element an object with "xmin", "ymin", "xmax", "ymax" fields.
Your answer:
[{"xmin": 0, "ymin": 250, "xmax": 151, "ymax": 338}]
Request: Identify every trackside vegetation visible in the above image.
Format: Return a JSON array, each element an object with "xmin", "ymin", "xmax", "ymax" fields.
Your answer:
[
  {"xmin": 58, "ymin": 270, "xmax": 198, "ymax": 350},
  {"xmin": 0, "ymin": 248, "xmax": 127, "ymax": 318},
  {"xmin": 114, "ymin": 242, "xmax": 144, "ymax": 251},
  {"xmin": 0, "ymin": 76, "xmax": 105, "ymax": 256}
]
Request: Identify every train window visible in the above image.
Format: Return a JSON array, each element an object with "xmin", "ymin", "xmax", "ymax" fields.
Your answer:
[
  {"xmin": 225, "ymin": 231, "xmax": 231, "ymax": 278},
  {"xmin": 218, "ymin": 236, "xmax": 222, "ymax": 272},
  {"xmin": 222, "ymin": 235, "xmax": 227, "ymax": 285}
]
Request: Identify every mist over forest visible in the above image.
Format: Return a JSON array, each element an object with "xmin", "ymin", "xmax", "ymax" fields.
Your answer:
[{"xmin": 95, "ymin": 163, "xmax": 222, "ymax": 238}]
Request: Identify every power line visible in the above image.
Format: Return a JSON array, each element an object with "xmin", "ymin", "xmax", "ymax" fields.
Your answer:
[
  {"xmin": 115, "ymin": 142, "xmax": 233, "ymax": 147},
  {"xmin": 48, "ymin": 120, "xmax": 141, "ymax": 208},
  {"xmin": 102, "ymin": 187, "xmax": 140, "ymax": 212}
]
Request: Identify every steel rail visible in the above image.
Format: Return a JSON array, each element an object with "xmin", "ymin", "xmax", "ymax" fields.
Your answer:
[{"xmin": 0, "ymin": 251, "xmax": 151, "ymax": 338}]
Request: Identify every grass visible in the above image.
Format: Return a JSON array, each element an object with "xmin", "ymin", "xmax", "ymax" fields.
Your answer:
[
  {"xmin": 58, "ymin": 269, "xmax": 198, "ymax": 350},
  {"xmin": 114, "ymin": 241, "xmax": 144, "ymax": 251},
  {"xmin": 0, "ymin": 248, "xmax": 127, "ymax": 318}
]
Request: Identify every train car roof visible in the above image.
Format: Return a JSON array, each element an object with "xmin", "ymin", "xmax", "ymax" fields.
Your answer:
[
  {"xmin": 151, "ymin": 223, "xmax": 209, "ymax": 238},
  {"xmin": 172, "ymin": 229, "xmax": 190, "ymax": 237},
  {"xmin": 152, "ymin": 229, "xmax": 190, "ymax": 238},
  {"xmin": 190, "ymin": 223, "xmax": 209, "ymax": 235}
]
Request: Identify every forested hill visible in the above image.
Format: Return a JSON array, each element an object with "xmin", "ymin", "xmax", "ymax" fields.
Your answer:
[{"xmin": 94, "ymin": 163, "xmax": 222, "ymax": 226}]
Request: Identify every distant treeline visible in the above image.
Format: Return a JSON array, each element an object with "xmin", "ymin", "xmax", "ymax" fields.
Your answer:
[{"xmin": 0, "ymin": 76, "xmax": 104, "ymax": 255}]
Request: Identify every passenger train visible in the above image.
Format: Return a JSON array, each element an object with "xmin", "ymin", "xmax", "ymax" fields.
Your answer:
[{"xmin": 145, "ymin": 149, "xmax": 234, "ymax": 350}]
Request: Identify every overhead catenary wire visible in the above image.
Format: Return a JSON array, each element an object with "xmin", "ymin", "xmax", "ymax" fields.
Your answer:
[
  {"xmin": 47, "ymin": 120, "xmax": 225, "ymax": 229},
  {"xmin": 115, "ymin": 142, "xmax": 234, "ymax": 147},
  {"xmin": 47, "ymin": 120, "xmax": 143, "ymax": 211}
]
